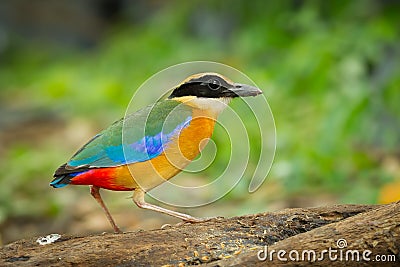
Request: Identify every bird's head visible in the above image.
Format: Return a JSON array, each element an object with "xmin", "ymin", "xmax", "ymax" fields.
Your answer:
[
  {"xmin": 168, "ymin": 73, "xmax": 262, "ymax": 115},
  {"xmin": 169, "ymin": 72, "xmax": 262, "ymax": 99}
]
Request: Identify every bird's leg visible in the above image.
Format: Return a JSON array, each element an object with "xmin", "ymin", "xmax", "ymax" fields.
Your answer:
[
  {"xmin": 132, "ymin": 189, "xmax": 206, "ymax": 223},
  {"xmin": 90, "ymin": 186, "xmax": 122, "ymax": 233}
]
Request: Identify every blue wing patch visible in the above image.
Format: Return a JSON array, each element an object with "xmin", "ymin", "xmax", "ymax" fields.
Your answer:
[{"xmin": 103, "ymin": 116, "xmax": 191, "ymax": 165}]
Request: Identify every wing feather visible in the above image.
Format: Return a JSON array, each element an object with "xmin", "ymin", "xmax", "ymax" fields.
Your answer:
[{"xmin": 58, "ymin": 100, "xmax": 192, "ymax": 174}]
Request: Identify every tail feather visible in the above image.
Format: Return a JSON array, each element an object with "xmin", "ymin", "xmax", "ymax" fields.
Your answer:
[
  {"xmin": 51, "ymin": 162, "xmax": 90, "ymax": 188},
  {"xmin": 50, "ymin": 175, "xmax": 72, "ymax": 188}
]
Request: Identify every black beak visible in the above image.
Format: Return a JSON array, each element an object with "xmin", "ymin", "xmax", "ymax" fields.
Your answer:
[{"xmin": 223, "ymin": 83, "xmax": 263, "ymax": 97}]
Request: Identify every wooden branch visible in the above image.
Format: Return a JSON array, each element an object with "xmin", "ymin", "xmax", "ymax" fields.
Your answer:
[
  {"xmin": 1, "ymin": 203, "xmax": 398, "ymax": 266},
  {"xmin": 210, "ymin": 202, "xmax": 400, "ymax": 267}
]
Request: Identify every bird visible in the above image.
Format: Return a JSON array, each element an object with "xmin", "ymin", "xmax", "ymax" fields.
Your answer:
[{"xmin": 50, "ymin": 72, "xmax": 262, "ymax": 233}]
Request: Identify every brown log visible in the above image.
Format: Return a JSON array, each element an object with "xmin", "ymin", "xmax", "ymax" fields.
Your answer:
[
  {"xmin": 0, "ymin": 204, "xmax": 398, "ymax": 266},
  {"xmin": 209, "ymin": 202, "xmax": 400, "ymax": 267}
]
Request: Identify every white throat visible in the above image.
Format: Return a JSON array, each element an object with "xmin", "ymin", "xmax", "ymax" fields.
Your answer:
[
  {"xmin": 191, "ymin": 97, "xmax": 231, "ymax": 115},
  {"xmin": 172, "ymin": 96, "xmax": 232, "ymax": 117}
]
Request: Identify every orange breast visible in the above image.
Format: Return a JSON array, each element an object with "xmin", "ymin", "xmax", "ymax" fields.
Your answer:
[{"xmin": 117, "ymin": 108, "xmax": 217, "ymax": 191}]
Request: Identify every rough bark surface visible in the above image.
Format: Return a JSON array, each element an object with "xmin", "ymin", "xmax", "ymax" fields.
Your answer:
[{"xmin": 1, "ymin": 203, "xmax": 399, "ymax": 266}]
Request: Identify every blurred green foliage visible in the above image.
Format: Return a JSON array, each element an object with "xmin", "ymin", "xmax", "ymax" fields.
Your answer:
[{"xmin": 0, "ymin": 0, "xmax": 399, "ymax": 231}]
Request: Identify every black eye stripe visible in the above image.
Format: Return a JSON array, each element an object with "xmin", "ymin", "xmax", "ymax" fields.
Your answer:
[{"xmin": 168, "ymin": 75, "xmax": 237, "ymax": 98}]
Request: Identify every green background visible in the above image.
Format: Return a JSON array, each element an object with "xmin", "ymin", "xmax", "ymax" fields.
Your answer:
[{"xmin": 0, "ymin": 0, "xmax": 399, "ymax": 244}]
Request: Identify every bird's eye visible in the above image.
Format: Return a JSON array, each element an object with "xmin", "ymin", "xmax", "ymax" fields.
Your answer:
[{"xmin": 208, "ymin": 79, "xmax": 221, "ymax": 90}]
